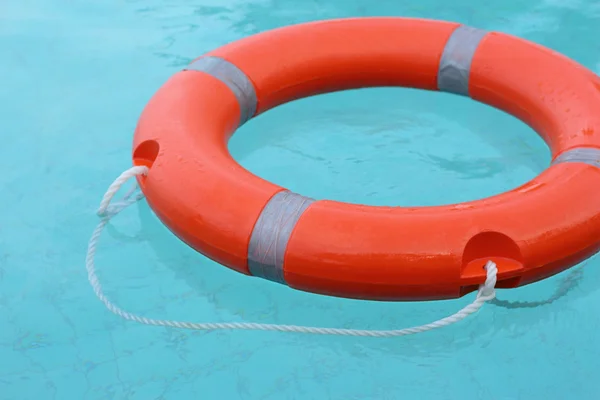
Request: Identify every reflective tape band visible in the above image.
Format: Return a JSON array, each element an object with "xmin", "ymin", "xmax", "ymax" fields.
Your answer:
[
  {"xmin": 437, "ymin": 25, "xmax": 488, "ymax": 96},
  {"xmin": 248, "ymin": 191, "xmax": 315, "ymax": 284},
  {"xmin": 186, "ymin": 56, "xmax": 257, "ymax": 125},
  {"xmin": 551, "ymin": 147, "xmax": 600, "ymax": 168}
]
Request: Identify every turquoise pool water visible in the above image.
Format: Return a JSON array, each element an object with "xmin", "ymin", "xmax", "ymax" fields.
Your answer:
[{"xmin": 2, "ymin": 0, "xmax": 600, "ymax": 399}]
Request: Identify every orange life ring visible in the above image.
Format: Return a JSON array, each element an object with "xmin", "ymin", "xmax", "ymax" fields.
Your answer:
[{"xmin": 132, "ymin": 17, "xmax": 600, "ymax": 301}]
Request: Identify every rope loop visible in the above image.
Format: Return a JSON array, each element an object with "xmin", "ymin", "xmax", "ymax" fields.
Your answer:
[{"xmin": 85, "ymin": 166, "xmax": 497, "ymax": 337}]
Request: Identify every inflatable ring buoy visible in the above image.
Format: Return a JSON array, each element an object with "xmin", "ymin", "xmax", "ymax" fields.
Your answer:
[{"xmin": 132, "ymin": 18, "xmax": 600, "ymax": 301}]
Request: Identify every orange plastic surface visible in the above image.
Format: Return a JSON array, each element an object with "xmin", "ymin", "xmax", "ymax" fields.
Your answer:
[{"xmin": 133, "ymin": 18, "xmax": 600, "ymax": 301}]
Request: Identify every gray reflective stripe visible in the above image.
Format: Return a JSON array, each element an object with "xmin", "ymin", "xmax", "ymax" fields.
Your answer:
[
  {"xmin": 186, "ymin": 56, "xmax": 257, "ymax": 125},
  {"xmin": 551, "ymin": 147, "xmax": 600, "ymax": 168},
  {"xmin": 248, "ymin": 191, "xmax": 315, "ymax": 284},
  {"xmin": 437, "ymin": 25, "xmax": 488, "ymax": 96}
]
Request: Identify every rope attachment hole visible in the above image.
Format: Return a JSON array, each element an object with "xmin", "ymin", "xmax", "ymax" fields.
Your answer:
[{"xmin": 133, "ymin": 139, "xmax": 160, "ymax": 183}]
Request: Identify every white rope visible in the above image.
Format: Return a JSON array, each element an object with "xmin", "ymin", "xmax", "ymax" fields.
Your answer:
[{"xmin": 86, "ymin": 166, "xmax": 498, "ymax": 337}]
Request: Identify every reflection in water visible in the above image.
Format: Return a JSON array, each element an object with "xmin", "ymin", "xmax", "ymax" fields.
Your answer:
[
  {"xmin": 422, "ymin": 154, "xmax": 506, "ymax": 180},
  {"xmin": 491, "ymin": 266, "xmax": 584, "ymax": 309}
]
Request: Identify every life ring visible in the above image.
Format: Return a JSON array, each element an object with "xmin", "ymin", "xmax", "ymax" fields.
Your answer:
[{"xmin": 132, "ymin": 17, "xmax": 600, "ymax": 301}]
